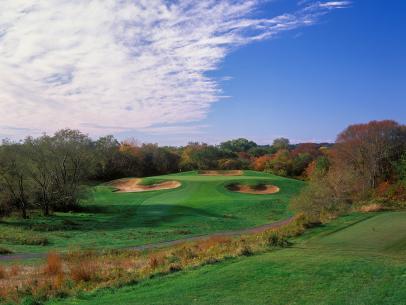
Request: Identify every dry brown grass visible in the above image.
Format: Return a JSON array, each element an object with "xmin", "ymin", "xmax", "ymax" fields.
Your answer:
[
  {"xmin": 0, "ymin": 265, "xmax": 6, "ymax": 279},
  {"xmin": 69, "ymin": 259, "xmax": 99, "ymax": 283},
  {"xmin": 9, "ymin": 264, "xmax": 21, "ymax": 277},
  {"xmin": 147, "ymin": 252, "xmax": 167, "ymax": 270},
  {"xmin": 44, "ymin": 252, "xmax": 63, "ymax": 275},
  {"xmin": 359, "ymin": 203, "xmax": 384, "ymax": 212}
]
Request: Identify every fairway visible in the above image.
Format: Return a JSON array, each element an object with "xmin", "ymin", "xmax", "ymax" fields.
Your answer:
[
  {"xmin": 0, "ymin": 171, "xmax": 303, "ymax": 254},
  {"xmin": 48, "ymin": 212, "xmax": 406, "ymax": 305}
]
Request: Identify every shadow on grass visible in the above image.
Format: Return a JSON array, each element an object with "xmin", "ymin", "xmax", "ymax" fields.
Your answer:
[{"xmin": 0, "ymin": 204, "xmax": 225, "ymax": 232}]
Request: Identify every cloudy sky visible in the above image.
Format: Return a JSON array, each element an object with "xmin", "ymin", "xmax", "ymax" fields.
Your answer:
[{"xmin": 0, "ymin": 1, "xmax": 405, "ymax": 144}]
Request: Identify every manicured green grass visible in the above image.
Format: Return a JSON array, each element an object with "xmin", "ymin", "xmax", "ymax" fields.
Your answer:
[
  {"xmin": 48, "ymin": 212, "xmax": 406, "ymax": 305},
  {"xmin": 0, "ymin": 171, "xmax": 303, "ymax": 254}
]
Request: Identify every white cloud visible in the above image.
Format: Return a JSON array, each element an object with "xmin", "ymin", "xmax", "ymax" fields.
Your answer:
[{"xmin": 0, "ymin": 1, "xmax": 349, "ymax": 139}]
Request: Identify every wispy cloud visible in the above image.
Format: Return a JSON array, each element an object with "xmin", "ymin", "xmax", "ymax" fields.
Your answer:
[{"xmin": 0, "ymin": 1, "xmax": 349, "ymax": 138}]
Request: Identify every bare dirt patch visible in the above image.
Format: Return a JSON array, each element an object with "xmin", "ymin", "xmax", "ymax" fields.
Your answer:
[
  {"xmin": 198, "ymin": 170, "xmax": 243, "ymax": 176},
  {"xmin": 108, "ymin": 178, "xmax": 181, "ymax": 193},
  {"xmin": 227, "ymin": 183, "xmax": 280, "ymax": 195}
]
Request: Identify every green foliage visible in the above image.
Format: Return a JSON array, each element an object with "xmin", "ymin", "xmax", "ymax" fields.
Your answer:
[
  {"xmin": 272, "ymin": 137, "xmax": 290, "ymax": 150},
  {"xmin": 394, "ymin": 153, "xmax": 406, "ymax": 181},
  {"xmin": 219, "ymin": 138, "xmax": 257, "ymax": 153}
]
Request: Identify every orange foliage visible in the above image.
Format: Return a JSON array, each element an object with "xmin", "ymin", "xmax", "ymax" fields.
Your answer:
[
  {"xmin": 291, "ymin": 143, "xmax": 320, "ymax": 157},
  {"xmin": 252, "ymin": 155, "xmax": 272, "ymax": 171},
  {"xmin": 304, "ymin": 160, "xmax": 317, "ymax": 178}
]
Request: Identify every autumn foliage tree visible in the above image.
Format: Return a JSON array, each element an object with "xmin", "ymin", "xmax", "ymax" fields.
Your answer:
[{"xmin": 291, "ymin": 120, "xmax": 406, "ymax": 221}]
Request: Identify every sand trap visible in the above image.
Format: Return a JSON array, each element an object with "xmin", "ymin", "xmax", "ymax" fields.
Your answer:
[
  {"xmin": 108, "ymin": 178, "xmax": 181, "ymax": 193},
  {"xmin": 227, "ymin": 183, "xmax": 280, "ymax": 195},
  {"xmin": 198, "ymin": 170, "xmax": 243, "ymax": 176}
]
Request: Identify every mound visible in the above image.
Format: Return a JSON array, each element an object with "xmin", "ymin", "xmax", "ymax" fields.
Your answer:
[
  {"xmin": 198, "ymin": 170, "xmax": 243, "ymax": 176},
  {"xmin": 109, "ymin": 178, "xmax": 181, "ymax": 193},
  {"xmin": 227, "ymin": 183, "xmax": 280, "ymax": 195}
]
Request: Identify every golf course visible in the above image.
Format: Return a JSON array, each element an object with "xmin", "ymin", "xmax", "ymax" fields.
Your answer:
[
  {"xmin": 0, "ymin": 171, "xmax": 303, "ymax": 256},
  {"xmin": 47, "ymin": 211, "xmax": 406, "ymax": 305}
]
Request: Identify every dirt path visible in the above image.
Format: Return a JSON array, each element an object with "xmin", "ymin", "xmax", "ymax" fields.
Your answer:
[{"xmin": 0, "ymin": 217, "xmax": 293, "ymax": 261}]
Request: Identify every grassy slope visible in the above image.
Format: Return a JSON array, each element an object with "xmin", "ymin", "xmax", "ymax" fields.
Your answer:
[
  {"xmin": 0, "ymin": 171, "xmax": 303, "ymax": 254},
  {"xmin": 48, "ymin": 212, "xmax": 406, "ymax": 305}
]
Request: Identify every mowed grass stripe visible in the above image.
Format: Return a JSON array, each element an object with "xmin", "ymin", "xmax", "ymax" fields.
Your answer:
[{"xmin": 305, "ymin": 212, "xmax": 406, "ymax": 254}]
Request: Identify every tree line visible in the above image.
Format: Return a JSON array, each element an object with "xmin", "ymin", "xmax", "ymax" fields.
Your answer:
[{"xmin": 1, "ymin": 120, "xmax": 404, "ymax": 219}]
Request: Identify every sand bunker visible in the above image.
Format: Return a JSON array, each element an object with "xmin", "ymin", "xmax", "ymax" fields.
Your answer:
[
  {"xmin": 227, "ymin": 183, "xmax": 280, "ymax": 195},
  {"xmin": 109, "ymin": 178, "xmax": 181, "ymax": 193},
  {"xmin": 198, "ymin": 170, "xmax": 243, "ymax": 176}
]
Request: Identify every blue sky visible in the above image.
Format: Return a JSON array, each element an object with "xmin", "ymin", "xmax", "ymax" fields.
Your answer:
[
  {"xmin": 1, "ymin": 1, "xmax": 405, "ymax": 145},
  {"xmin": 203, "ymin": 0, "xmax": 406, "ymax": 144}
]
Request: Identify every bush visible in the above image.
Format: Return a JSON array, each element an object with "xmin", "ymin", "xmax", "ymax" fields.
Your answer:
[
  {"xmin": 238, "ymin": 244, "xmax": 253, "ymax": 256},
  {"xmin": 264, "ymin": 231, "xmax": 289, "ymax": 247}
]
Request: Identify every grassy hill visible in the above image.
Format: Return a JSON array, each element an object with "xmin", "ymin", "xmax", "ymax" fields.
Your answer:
[
  {"xmin": 48, "ymin": 212, "xmax": 406, "ymax": 305},
  {"xmin": 0, "ymin": 171, "xmax": 303, "ymax": 254}
]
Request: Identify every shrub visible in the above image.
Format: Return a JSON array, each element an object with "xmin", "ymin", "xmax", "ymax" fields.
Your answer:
[
  {"xmin": 264, "ymin": 231, "xmax": 289, "ymax": 248},
  {"xmin": 168, "ymin": 263, "xmax": 182, "ymax": 273},
  {"xmin": 238, "ymin": 244, "xmax": 253, "ymax": 256}
]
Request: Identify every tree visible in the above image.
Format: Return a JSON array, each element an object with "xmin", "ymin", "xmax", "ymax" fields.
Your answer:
[
  {"xmin": 334, "ymin": 120, "xmax": 406, "ymax": 191},
  {"xmin": 393, "ymin": 153, "xmax": 406, "ymax": 182},
  {"xmin": 220, "ymin": 138, "xmax": 257, "ymax": 153},
  {"xmin": 24, "ymin": 135, "xmax": 55, "ymax": 216},
  {"xmin": 49, "ymin": 129, "xmax": 94, "ymax": 211},
  {"xmin": 0, "ymin": 141, "xmax": 32, "ymax": 218},
  {"xmin": 272, "ymin": 138, "xmax": 290, "ymax": 151},
  {"xmin": 252, "ymin": 155, "xmax": 272, "ymax": 171},
  {"xmin": 94, "ymin": 135, "xmax": 121, "ymax": 180},
  {"xmin": 265, "ymin": 149, "xmax": 292, "ymax": 176}
]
